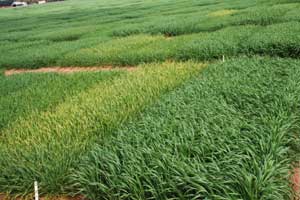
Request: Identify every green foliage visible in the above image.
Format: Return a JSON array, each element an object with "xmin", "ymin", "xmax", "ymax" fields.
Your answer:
[
  {"xmin": 230, "ymin": 4, "xmax": 294, "ymax": 26},
  {"xmin": 177, "ymin": 22, "xmax": 300, "ymax": 61},
  {"xmin": 73, "ymin": 57, "xmax": 300, "ymax": 200},
  {"xmin": 111, "ymin": 2, "xmax": 298, "ymax": 37},
  {"xmin": 59, "ymin": 35, "xmax": 176, "ymax": 66},
  {"xmin": 0, "ymin": 0, "xmax": 300, "ymax": 68},
  {"xmin": 0, "ymin": 71, "xmax": 121, "ymax": 130},
  {"xmin": 59, "ymin": 21, "xmax": 300, "ymax": 66},
  {"xmin": 1, "ymin": 0, "xmax": 300, "ymax": 198},
  {"xmin": 244, "ymin": 22, "xmax": 300, "ymax": 58},
  {"xmin": 0, "ymin": 62, "xmax": 204, "ymax": 195}
]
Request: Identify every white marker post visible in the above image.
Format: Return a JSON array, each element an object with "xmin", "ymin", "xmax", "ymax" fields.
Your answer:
[
  {"xmin": 34, "ymin": 181, "xmax": 39, "ymax": 200},
  {"xmin": 222, "ymin": 55, "xmax": 225, "ymax": 62}
]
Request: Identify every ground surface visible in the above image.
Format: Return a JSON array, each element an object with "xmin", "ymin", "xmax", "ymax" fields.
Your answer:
[
  {"xmin": 4, "ymin": 66, "xmax": 135, "ymax": 76},
  {"xmin": 0, "ymin": 0, "xmax": 300, "ymax": 199}
]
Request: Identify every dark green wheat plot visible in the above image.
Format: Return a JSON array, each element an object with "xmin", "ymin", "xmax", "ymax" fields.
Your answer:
[{"xmin": 74, "ymin": 57, "xmax": 300, "ymax": 200}]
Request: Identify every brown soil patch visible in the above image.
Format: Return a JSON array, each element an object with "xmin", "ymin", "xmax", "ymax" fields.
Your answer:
[
  {"xmin": 0, "ymin": 194, "xmax": 7, "ymax": 200},
  {"xmin": 40, "ymin": 195, "xmax": 86, "ymax": 200},
  {"xmin": 5, "ymin": 66, "xmax": 136, "ymax": 76},
  {"xmin": 164, "ymin": 34, "xmax": 174, "ymax": 40},
  {"xmin": 292, "ymin": 164, "xmax": 300, "ymax": 200},
  {"xmin": 0, "ymin": 194, "xmax": 86, "ymax": 200}
]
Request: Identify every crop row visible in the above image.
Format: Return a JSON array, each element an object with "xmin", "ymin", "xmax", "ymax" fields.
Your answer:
[
  {"xmin": 0, "ymin": 71, "xmax": 122, "ymax": 130},
  {"xmin": 62, "ymin": 22, "xmax": 300, "ymax": 66},
  {"xmin": 0, "ymin": 0, "xmax": 299, "ymax": 69},
  {"xmin": 0, "ymin": 62, "xmax": 204, "ymax": 195},
  {"xmin": 112, "ymin": 2, "xmax": 300, "ymax": 37},
  {"xmin": 73, "ymin": 57, "xmax": 300, "ymax": 199},
  {"xmin": 0, "ymin": 21, "xmax": 299, "ymax": 69}
]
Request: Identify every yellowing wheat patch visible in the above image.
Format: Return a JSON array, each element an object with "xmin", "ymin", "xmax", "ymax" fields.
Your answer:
[{"xmin": 209, "ymin": 9, "xmax": 237, "ymax": 17}]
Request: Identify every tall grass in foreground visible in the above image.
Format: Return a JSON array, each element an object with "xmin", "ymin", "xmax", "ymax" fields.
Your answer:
[
  {"xmin": 73, "ymin": 57, "xmax": 300, "ymax": 200},
  {"xmin": 0, "ymin": 62, "xmax": 205, "ymax": 196}
]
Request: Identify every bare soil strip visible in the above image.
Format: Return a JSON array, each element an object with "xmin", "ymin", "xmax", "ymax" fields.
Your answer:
[
  {"xmin": 0, "ymin": 6, "xmax": 11, "ymax": 9},
  {"xmin": 40, "ymin": 195, "xmax": 86, "ymax": 200},
  {"xmin": 0, "ymin": 194, "xmax": 86, "ymax": 200},
  {"xmin": 4, "ymin": 66, "xmax": 136, "ymax": 76},
  {"xmin": 292, "ymin": 165, "xmax": 300, "ymax": 200}
]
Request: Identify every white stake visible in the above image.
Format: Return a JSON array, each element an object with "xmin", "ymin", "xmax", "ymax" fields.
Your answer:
[
  {"xmin": 222, "ymin": 55, "xmax": 225, "ymax": 62},
  {"xmin": 34, "ymin": 181, "xmax": 39, "ymax": 200}
]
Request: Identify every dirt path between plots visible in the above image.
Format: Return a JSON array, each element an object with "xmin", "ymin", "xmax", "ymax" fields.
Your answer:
[
  {"xmin": 4, "ymin": 66, "xmax": 136, "ymax": 76},
  {"xmin": 292, "ymin": 165, "xmax": 300, "ymax": 200},
  {"xmin": 0, "ymin": 194, "xmax": 86, "ymax": 200}
]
